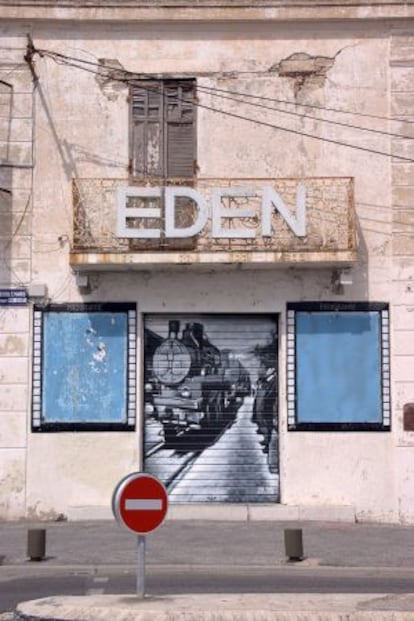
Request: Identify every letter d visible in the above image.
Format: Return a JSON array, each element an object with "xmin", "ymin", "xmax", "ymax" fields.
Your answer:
[{"xmin": 165, "ymin": 187, "xmax": 208, "ymax": 238}]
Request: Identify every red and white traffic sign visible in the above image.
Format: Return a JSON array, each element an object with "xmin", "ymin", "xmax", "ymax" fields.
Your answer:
[{"xmin": 112, "ymin": 472, "xmax": 168, "ymax": 535}]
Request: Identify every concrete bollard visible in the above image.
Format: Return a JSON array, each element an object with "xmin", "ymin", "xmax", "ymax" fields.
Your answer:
[
  {"xmin": 284, "ymin": 528, "xmax": 303, "ymax": 562},
  {"xmin": 27, "ymin": 528, "xmax": 46, "ymax": 561}
]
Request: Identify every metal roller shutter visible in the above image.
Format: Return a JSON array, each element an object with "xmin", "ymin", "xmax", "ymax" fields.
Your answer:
[{"xmin": 144, "ymin": 314, "xmax": 279, "ymax": 503}]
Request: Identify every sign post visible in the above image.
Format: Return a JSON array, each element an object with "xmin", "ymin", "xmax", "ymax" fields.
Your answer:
[
  {"xmin": 112, "ymin": 472, "xmax": 168, "ymax": 598},
  {"xmin": 136, "ymin": 533, "xmax": 145, "ymax": 598}
]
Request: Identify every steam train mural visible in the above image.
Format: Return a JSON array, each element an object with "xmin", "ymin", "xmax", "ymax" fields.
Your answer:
[
  {"xmin": 145, "ymin": 319, "xmax": 251, "ymax": 443},
  {"xmin": 144, "ymin": 314, "xmax": 279, "ymax": 503}
]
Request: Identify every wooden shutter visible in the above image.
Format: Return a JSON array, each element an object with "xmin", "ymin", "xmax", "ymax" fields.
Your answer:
[
  {"xmin": 130, "ymin": 80, "xmax": 197, "ymax": 250},
  {"xmin": 165, "ymin": 81, "xmax": 196, "ymax": 179},
  {"xmin": 131, "ymin": 83, "xmax": 163, "ymax": 178},
  {"xmin": 164, "ymin": 81, "xmax": 197, "ymax": 249},
  {"xmin": 131, "ymin": 80, "xmax": 196, "ymax": 179}
]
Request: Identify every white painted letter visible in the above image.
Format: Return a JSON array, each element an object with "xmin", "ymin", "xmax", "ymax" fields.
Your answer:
[
  {"xmin": 262, "ymin": 183, "xmax": 306, "ymax": 237},
  {"xmin": 116, "ymin": 187, "xmax": 161, "ymax": 238},
  {"xmin": 212, "ymin": 188, "xmax": 256, "ymax": 239},
  {"xmin": 165, "ymin": 187, "xmax": 208, "ymax": 238}
]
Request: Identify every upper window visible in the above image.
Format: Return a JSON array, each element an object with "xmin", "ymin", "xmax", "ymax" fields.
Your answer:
[
  {"xmin": 32, "ymin": 303, "xmax": 136, "ymax": 432},
  {"xmin": 131, "ymin": 79, "xmax": 196, "ymax": 179},
  {"xmin": 287, "ymin": 302, "xmax": 390, "ymax": 431}
]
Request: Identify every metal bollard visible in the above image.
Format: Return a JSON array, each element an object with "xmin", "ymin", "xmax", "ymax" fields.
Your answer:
[
  {"xmin": 284, "ymin": 528, "xmax": 303, "ymax": 562},
  {"xmin": 27, "ymin": 528, "xmax": 46, "ymax": 561}
]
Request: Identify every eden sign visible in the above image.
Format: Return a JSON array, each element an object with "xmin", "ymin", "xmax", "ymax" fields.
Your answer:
[{"xmin": 116, "ymin": 185, "xmax": 306, "ymax": 239}]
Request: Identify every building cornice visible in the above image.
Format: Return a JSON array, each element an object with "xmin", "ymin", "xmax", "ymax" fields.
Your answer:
[{"xmin": 0, "ymin": 1, "xmax": 413, "ymax": 22}]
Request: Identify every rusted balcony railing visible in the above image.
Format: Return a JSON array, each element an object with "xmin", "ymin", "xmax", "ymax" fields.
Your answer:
[{"xmin": 71, "ymin": 177, "xmax": 357, "ymax": 267}]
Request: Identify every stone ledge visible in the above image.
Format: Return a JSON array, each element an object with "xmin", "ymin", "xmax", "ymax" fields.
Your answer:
[{"xmin": 67, "ymin": 503, "xmax": 355, "ymax": 522}]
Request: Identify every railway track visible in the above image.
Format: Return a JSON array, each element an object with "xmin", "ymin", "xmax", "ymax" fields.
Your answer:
[
  {"xmin": 145, "ymin": 416, "xmax": 237, "ymax": 491},
  {"xmin": 145, "ymin": 444, "xmax": 200, "ymax": 490}
]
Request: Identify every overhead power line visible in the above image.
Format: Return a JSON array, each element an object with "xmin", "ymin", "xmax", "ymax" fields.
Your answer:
[
  {"xmin": 196, "ymin": 84, "xmax": 413, "ymax": 140},
  {"xmin": 197, "ymin": 83, "xmax": 414, "ymax": 126},
  {"xmin": 38, "ymin": 47, "xmax": 414, "ymax": 145},
  {"xmin": 33, "ymin": 46, "xmax": 414, "ymax": 164},
  {"xmin": 35, "ymin": 47, "xmax": 411, "ymax": 127},
  {"xmin": 140, "ymin": 81, "xmax": 414, "ymax": 164}
]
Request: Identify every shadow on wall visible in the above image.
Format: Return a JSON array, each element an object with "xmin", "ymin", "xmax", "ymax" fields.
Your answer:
[
  {"xmin": 36, "ymin": 81, "xmax": 79, "ymax": 183},
  {"xmin": 0, "ymin": 68, "xmax": 13, "ymax": 285},
  {"xmin": 356, "ymin": 211, "xmax": 377, "ymax": 301},
  {"xmin": 0, "ymin": 169, "xmax": 12, "ymax": 286}
]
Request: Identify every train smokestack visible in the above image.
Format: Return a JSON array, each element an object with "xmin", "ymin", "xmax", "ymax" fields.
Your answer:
[{"xmin": 168, "ymin": 320, "xmax": 180, "ymax": 338}]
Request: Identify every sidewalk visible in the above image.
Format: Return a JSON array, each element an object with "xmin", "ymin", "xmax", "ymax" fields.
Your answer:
[
  {"xmin": 2, "ymin": 519, "xmax": 414, "ymax": 620},
  {"xmin": 14, "ymin": 593, "xmax": 414, "ymax": 621},
  {"xmin": 1, "ymin": 519, "xmax": 414, "ymax": 568}
]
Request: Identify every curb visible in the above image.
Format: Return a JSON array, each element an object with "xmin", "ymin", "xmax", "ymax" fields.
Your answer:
[{"xmin": 14, "ymin": 593, "xmax": 414, "ymax": 621}]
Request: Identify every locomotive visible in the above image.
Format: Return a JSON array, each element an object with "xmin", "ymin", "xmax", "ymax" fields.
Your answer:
[{"xmin": 145, "ymin": 320, "xmax": 250, "ymax": 444}]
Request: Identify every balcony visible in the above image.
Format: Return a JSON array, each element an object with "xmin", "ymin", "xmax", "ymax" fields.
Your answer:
[{"xmin": 70, "ymin": 177, "xmax": 357, "ymax": 270}]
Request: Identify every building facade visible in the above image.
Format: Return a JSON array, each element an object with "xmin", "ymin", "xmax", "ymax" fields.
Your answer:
[{"xmin": 0, "ymin": 0, "xmax": 413, "ymax": 523}]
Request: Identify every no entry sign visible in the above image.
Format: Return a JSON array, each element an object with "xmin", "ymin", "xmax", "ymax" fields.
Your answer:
[{"xmin": 112, "ymin": 472, "xmax": 168, "ymax": 535}]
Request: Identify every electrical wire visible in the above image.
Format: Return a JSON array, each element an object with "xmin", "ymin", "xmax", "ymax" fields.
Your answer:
[
  {"xmin": 130, "ymin": 76, "xmax": 414, "ymax": 164},
  {"xmin": 197, "ymin": 83, "xmax": 414, "ymax": 125},
  {"xmin": 196, "ymin": 83, "xmax": 414, "ymax": 140},
  {"xmin": 47, "ymin": 48, "xmax": 411, "ymax": 140},
  {"xmin": 35, "ymin": 47, "xmax": 411, "ymax": 126},
  {"xmin": 36, "ymin": 47, "xmax": 414, "ymax": 163}
]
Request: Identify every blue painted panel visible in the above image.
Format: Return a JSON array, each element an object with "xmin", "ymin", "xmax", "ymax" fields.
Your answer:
[
  {"xmin": 296, "ymin": 311, "xmax": 382, "ymax": 424},
  {"xmin": 42, "ymin": 312, "xmax": 128, "ymax": 423}
]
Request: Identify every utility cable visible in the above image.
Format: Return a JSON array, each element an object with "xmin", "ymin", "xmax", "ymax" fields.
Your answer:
[
  {"xmin": 196, "ymin": 84, "xmax": 413, "ymax": 140},
  {"xmin": 196, "ymin": 83, "xmax": 414, "ymax": 125},
  {"xmin": 35, "ymin": 46, "xmax": 413, "ymax": 126},
  {"xmin": 46, "ymin": 48, "xmax": 411, "ymax": 139},
  {"xmin": 34, "ymin": 47, "xmax": 406, "ymax": 123},
  {"xmin": 129, "ymin": 71, "xmax": 414, "ymax": 164},
  {"xmin": 35, "ymin": 47, "xmax": 414, "ymax": 163}
]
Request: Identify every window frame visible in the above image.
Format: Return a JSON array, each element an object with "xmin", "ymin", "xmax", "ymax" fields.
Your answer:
[
  {"xmin": 129, "ymin": 78, "xmax": 197, "ymax": 180},
  {"xmin": 286, "ymin": 302, "xmax": 391, "ymax": 432},
  {"xmin": 31, "ymin": 302, "xmax": 137, "ymax": 432}
]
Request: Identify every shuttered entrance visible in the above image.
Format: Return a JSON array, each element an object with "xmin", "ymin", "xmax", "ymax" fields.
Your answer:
[{"xmin": 144, "ymin": 314, "xmax": 279, "ymax": 503}]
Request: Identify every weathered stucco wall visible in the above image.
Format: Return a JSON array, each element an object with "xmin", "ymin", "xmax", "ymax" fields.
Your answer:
[
  {"xmin": 0, "ymin": 34, "xmax": 33, "ymax": 520},
  {"xmin": 0, "ymin": 9, "xmax": 413, "ymax": 522},
  {"xmin": 390, "ymin": 33, "xmax": 414, "ymax": 524}
]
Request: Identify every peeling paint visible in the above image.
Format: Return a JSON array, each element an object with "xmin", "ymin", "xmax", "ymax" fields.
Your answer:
[
  {"xmin": 0, "ymin": 335, "xmax": 26, "ymax": 355},
  {"xmin": 271, "ymin": 52, "xmax": 335, "ymax": 98}
]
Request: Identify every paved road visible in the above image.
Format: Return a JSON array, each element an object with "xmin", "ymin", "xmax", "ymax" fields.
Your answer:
[
  {"xmin": 1, "ymin": 518, "xmax": 413, "ymax": 617},
  {"xmin": 2, "ymin": 565, "xmax": 414, "ymax": 613}
]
